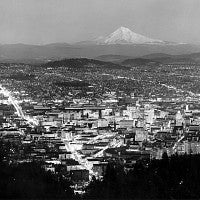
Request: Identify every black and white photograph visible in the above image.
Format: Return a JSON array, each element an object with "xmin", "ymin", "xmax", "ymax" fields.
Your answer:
[{"xmin": 1, "ymin": 0, "xmax": 200, "ymax": 199}]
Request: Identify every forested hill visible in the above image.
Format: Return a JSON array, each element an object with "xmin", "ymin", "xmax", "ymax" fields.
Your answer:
[
  {"xmin": 0, "ymin": 163, "xmax": 74, "ymax": 199},
  {"xmin": 121, "ymin": 58, "xmax": 160, "ymax": 65},
  {"xmin": 41, "ymin": 58, "xmax": 124, "ymax": 69},
  {"xmin": 84, "ymin": 154, "xmax": 200, "ymax": 199},
  {"xmin": 1, "ymin": 138, "xmax": 200, "ymax": 200}
]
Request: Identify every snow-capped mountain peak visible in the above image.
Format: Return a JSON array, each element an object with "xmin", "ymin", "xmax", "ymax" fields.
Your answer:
[{"xmin": 96, "ymin": 27, "xmax": 165, "ymax": 45}]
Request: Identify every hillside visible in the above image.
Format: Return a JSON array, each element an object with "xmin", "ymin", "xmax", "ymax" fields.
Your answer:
[
  {"xmin": 140, "ymin": 52, "xmax": 200, "ymax": 64},
  {"xmin": 95, "ymin": 54, "xmax": 133, "ymax": 63},
  {"xmin": 121, "ymin": 58, "xmax": 160, "ymax": 65},
  {"xmin": 84, "ymin": 154, "xmax": 200, "ymax": 199},
  {"xmin": 41, "ymin": 58, "xmax": 124, "ymax": 69},
  {"xmin": 119, "ymin": 52, "xmax": 200, "ymax": 65}
]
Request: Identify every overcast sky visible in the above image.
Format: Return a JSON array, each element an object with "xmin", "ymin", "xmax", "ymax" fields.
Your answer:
[{"xmin": 0, "ymin": 0, "xmax": 200, "ymax": 44}]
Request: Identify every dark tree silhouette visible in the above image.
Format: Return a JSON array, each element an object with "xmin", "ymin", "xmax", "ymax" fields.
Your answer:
[
  {"xmin": 0, "ymin": 141, "xmax": 74, "ymax": 199},
  {"xmin": 84, "ymin": 154, "xmax": 200, "ymax": 199}
]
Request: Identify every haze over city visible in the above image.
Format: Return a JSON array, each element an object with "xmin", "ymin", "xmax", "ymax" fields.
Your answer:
[{"xmin": 0, "ymin": 0, "xmax": 200, "ymax": 44}]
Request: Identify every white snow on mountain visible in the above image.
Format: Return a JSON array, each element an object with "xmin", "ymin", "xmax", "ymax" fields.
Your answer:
[{"xmin": 95, "ymin": 27, "xmax": 165, "ymax": 45}]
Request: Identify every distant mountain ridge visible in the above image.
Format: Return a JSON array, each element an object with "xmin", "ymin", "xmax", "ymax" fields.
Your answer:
[
  {"xmin": 41, "ymin": 52, "xmax": 200, "ymax": 71},
  {"xmin": 2, "ymin": 43, "xmax": 200, "ymax": 64},
  {"xmin": 1, "ymin": 26, "xmax": 200, "ymax": 63}
]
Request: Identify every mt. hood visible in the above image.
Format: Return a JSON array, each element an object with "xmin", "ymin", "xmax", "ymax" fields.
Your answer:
[{"xmin": 92, "ymin": 27, "xmax": 165, "ymax": 45}]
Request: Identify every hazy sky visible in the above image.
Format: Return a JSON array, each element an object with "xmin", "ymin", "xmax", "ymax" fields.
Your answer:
[{"xmin": 0, "ymin": 0, "xmax": 200, "ymax": 44}]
